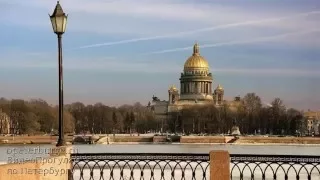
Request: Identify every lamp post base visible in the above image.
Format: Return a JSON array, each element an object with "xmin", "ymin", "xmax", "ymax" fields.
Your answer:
[{"xmin": 56, "ymin": 139, "xmax": 66, "ymax": 147}]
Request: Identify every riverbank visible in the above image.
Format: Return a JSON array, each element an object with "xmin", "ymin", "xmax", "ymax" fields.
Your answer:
[
  {"xmin": 106, "ymin": 142, "xmax": 320, "ymax": 146},
  {"xmin": 0, "ymin": 135, "xmax": 73, "ymax": 145},
  {"xmin": 1, "ymin": 135, "xmax": 320, "ymax": 145}
]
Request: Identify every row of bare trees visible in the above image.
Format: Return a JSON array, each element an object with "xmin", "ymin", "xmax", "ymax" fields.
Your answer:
[
  {"xmin": 0, "ymin": 98, "xmax": 75, "ymax": 134},
  {"xmin": 0, "ymin": 98, "xmax": 156, "ymax": 135},
  {"xmin": 66, "ymin": 102, "xmax": 157, "ymax": 134},
  {"xmin": 167, "ymin": 93, "xmax": 306, "ymax": 135},
  {"xmin": 0, "ymin": 93, "xmax": 308, "ymax": 136}
]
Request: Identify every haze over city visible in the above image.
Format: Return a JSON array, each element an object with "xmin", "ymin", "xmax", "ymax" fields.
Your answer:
[{"xmin": 0, "ymin": 0, "xmax": 319, "ymax": 110}]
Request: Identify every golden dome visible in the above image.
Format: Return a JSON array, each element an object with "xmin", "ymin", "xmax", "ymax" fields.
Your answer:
[
  {"xmin": 184, "ymin": 43, "xmax": 209, "ymax": 70},
  {"xmin": 169, "ymin": 85, "xmax": 177, "ymax": 91},
  {"xmin": 216, "ymin": 84, "xmax": 224, "ymax": 90}
]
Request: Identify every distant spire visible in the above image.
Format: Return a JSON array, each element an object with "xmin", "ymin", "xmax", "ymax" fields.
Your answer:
[{"xmin": 193, "ymin": 42, "xmax": 200, "ymax": 55}]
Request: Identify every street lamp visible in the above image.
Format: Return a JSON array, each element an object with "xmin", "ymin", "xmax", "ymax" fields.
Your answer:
[{"xmin": 49, "ymin": 1, "xmax": 68, "ymax": 147}]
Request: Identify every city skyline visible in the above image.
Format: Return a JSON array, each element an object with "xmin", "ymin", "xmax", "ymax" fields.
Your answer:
[{"xmin": 0, "ymin": 0, "xmax": 319, "ymax": 110}]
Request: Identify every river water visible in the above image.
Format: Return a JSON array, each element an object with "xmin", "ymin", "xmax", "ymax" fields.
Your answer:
[{"xmin": 1, "ymin": 144, "xmax": 320, "ymax": 179}]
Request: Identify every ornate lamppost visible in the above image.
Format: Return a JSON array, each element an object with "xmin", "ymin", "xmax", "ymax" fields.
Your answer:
[{"xmin": 49, "ymin": 1, "xmax": 68, "ymax": 146}]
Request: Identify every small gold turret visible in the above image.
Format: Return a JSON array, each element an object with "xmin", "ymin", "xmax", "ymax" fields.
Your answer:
[
  {"xmin": 169, "ymin": 85, "xmax": 177, "ymax": 91},
  {"xmin": 216, "ymin": 84, "xmax": 224, "ymax": 90}
]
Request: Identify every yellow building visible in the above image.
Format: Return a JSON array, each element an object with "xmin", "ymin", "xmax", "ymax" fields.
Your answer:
[{"xmin": 149, "ymin": 43, "xmax": 240, "ymax": 125}]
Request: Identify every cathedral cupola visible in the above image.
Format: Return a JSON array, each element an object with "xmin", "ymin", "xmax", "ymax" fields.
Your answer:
[
  {"xmin": 179, "ymin": 42, "xmax": 213, "ymax": 101},
  {"xmin": 183, "ymin": 43, "xmax": 210, "ymax": 74}
]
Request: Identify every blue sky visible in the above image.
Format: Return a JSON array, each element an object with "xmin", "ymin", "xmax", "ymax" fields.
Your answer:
[{"xmin": 0, "ymin": 0, "xmax": 319, "ymax": 110}]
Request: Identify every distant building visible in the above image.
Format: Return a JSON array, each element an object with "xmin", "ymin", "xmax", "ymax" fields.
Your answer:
[
  {"xmin": 0, "ymin": 109, "xmax": 11, "ymax": 134},
  {"xmin": 304, "ymin": 110, "xmax": 320, "ymax": 135},
  {"xmin": 148, "ymin": 43, "xmax": 241, "ymax": 128}
]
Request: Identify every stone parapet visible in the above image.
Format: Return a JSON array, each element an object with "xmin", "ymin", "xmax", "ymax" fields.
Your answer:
[
  {"xmin": 113, "ymin": 136, "xmax": 153, "ymax": 142},
  {"xmin": 180, "ymin": 136, "xmax": 226, "ymax": 143},
  {"xmin": 153, "ymin": 136, "xmax": 167, "ymax": 143},
  {"xmin": 0, "ymin": 146, "xmax": 72, "ymax": 180},
  {"xmin": 238, "ymin": 136, "xmax": 320, "ymax": 144},
  {"xmin": 0, "ymin": 155, "xmax": 70, "ymax": 180},
  {"xmin": 210, "ymin": 150, "xmax": 230, "ymax": 180}
]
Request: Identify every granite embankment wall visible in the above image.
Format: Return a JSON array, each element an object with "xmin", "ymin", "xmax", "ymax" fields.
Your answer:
[
  {"xmin": 180, "ymin": 136, "xmax": 234, "ymax": 143},
  {"xmin": 2, "ymin": 135, "xmax": 320, "ymax": 145},
  {"xmin": 153, "ymin": 136, "xmax": 167, "ymax": 143},
  {"xmin": 104, "ymin": 136, "xmax": 320, "ymax": 144},
  {"xmin": 0, "ymin": 136, "xmax": 73, "ymax": 144},
  {"xmin": 237, "ymin": 136, "xmax": 320, "ymax": 144},
  {"xmin": 0, "ymin": 147, "xmax": 71, "ymax": 180},
  {"xmin": 111, "ymin": 135, "xmax": 232, "ymax": 144},
  {"xmin": 111, "ymin": 136, "xmax": 153, "ymax": 143}
]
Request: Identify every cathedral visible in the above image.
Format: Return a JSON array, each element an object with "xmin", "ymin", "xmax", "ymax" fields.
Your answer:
[{"xmin": 149, "ymin": 43, "xmax": 241, "ymax": 124}]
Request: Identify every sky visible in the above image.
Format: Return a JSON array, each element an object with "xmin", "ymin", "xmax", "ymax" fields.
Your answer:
[{"xmin": 0, "ymin": 0, "xmax": 319, "ymax": 110}]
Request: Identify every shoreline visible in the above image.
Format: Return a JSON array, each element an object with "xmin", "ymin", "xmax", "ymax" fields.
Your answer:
[
  {"xmin": 106, "ymin": 142, "xmax": 320, "ymax": 146},
  {"xmin": 2, "ymin": 141, "xmax": 320, "ymax": 146},
  {"xmin": 2, "ymin": 135, "xmax": 320, "ymax": 146}
]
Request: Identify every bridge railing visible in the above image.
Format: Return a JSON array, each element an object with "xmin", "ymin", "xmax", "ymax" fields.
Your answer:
[{"xmin": 70, "ymin": 152, "xmax": 320, "ymax": 180}]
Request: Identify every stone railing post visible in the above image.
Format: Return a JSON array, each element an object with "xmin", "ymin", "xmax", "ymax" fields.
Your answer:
[
  {"xmin": 50, "ymin": 146, "xmax": 73, "ymax": 180},
  {"xmin": 210, "ymin": 150, "xmax": 230, "ymax": 180}
]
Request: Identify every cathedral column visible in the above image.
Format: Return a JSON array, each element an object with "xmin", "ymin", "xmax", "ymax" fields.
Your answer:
[
  {"xmin": 182, "ymin": 83, "xmax": 185, "ymax": 93},
  {"xmin": 202, "ymin": 82, "xmax": 205, "ymax": 93},
  {"xmin": 197, "ymin": 81, "xmax": 201, "ymax": 93},
  {"xmin": 191, "ymin": 82, "xmax": 194, "ymax": 93},
  {"xmin": 195, "ymin": 82, "xmax": 198, "ymax": 93},
  {"xmin": 186, "ymin": 82, "xmax": 188, "ymax": 93},
  {"xmin": 180, "ymin": 83, "xmax": 183, "ymax": 93},
  {"xmin": 189, "ymin": 82, "xmax": 191, "ymax": 94},
  {"xmin": 187, "ymin": 82, "xmax": 189, "ymax": 93},
  {"xmin": 206, "ymin": 82, "xmax": 209, "ymax": 93},
  {"xmin": 186, "ymin": 83, "xmax": 188, "ymax": 93}
]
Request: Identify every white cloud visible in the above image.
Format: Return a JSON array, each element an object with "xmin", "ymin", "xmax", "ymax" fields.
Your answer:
[
  {"xmin": 143, "ymin": 28, "xmax": 320, "ymax": 55},
  {"xmin": 3, "ymin": 0, "xmax": 319, "ymax": 37},
  {"xmin": 212, "ymin": 68, "xmax": 320, "ymax": 77},
  {"xmin": 1, "ymin": 0, "xmax": 319, "ymax": 70},
  {"xmin": 17, "ymin": 0, "xmax": 243, "ymax": 23},
  {"xmin": 70, "ymin": 10, "xmax": 320, "ymax": 50}
]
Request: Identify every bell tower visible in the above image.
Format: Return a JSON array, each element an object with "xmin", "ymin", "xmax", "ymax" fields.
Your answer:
[
  {"xmin": 168, "ymin": 85, "xmax": 179, "ymax": 105},
  {"xmin": 214, "ymin": 84, "xmax": 224, "ymax": 105}
]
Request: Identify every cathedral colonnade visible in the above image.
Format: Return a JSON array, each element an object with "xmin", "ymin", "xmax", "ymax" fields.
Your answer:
[{"xmin": 180, "ymin": 81, "xmax": 212, "ymax": 94}]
